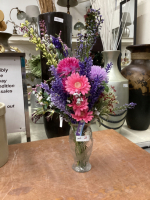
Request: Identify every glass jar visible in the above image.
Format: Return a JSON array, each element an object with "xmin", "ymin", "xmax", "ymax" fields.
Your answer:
[{"xmin": 69, "ymin": 123, "xmax": 93, "ymax": 173}]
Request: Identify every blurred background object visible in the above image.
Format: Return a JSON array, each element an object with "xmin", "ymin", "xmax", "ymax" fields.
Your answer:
[
  {"xmin": 57, "ymin": 0, "xmax": 78, "ymax": 14},
  {"xmin": 74, "ymin": 20, "xmax": 85, "ymax": 34},
  {"xmin": 38, "ymin": 0, "xmax": 56, "ymax": 13},
  {"xmin": 0, "ymin": 10, "xmax": 7, "ymax": 31},
  {"xmin": 26, "ymin": 5, "xmax": 40, "ymax": 33},
  {"xmin": 6, "ymin": 7, "xmax": 26, "ymax": 34}
]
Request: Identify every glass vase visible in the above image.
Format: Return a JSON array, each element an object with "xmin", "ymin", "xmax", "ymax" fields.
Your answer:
[{"xmin": 69, "ymin": 124, "xmax": 93, "ymax": 173}]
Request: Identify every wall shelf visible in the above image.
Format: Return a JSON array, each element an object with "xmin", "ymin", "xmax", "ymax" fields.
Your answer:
[
  {"xmin": 9, "ymin": 35, "xmax": 133, "ymax": 47},
  {"xmin": 9, "ymin": 35, "xmax": 79, "ymax": 45},
  {"xmin": 122, "ymin": 38, "xmax": 133, "ymax": 45},
  {"xmin": 9, "ymin": 35, "xmax": 31, "ymax": 45}
]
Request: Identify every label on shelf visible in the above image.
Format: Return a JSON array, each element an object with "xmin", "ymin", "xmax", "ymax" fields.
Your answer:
[
  {"xmin": 123, "ymin": 84, "xmax": 128, "ymax": 87},
  {"xmin": 54, "ymin": 17, "xmax": 64, "ymax": 23}
]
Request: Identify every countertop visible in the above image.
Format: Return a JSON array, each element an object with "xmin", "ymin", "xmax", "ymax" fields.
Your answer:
[{"xmin": 1, "ymin": 129, "xmax": 150, "ymax": 200}]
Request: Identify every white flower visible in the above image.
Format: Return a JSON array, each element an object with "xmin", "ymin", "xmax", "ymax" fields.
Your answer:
[
  {"xmin": 73, "ymin": 92, "xmax": 81, "ymax": 97},
  {"xmin": 76, "ymin": 97, "xmax": 83, "ymax": 105},
  {"xmin": 95, "ymin": 111, "xmax": 100, "ymax": 116},
  {"xmin": 47, "ymin": 96, "xmax": 51, "ymax": 101},
  {"xmin": 38, "ymin": 96, "xmax": 43, "ymax": 101}
]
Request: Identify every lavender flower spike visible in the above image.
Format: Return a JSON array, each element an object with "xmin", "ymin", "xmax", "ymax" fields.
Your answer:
[
  {"xmin": 105, "ymin": 62, "xmax": 113, "ymax": 73},
  {"xmin": 40, "ymin": 82, "xmax": 51, "ymax": 94}
]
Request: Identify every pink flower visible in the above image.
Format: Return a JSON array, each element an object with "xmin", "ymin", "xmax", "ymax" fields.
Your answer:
[
  {"xmin": 57, "ymin": 57, "xmax": 80, "ymax": 76},
  {"xmin": 65, "ymin": 73, "xmax": 91, "ymax": 95},
  {"xmin": 71, "ymin": 109, "xmax": 93, "ymax": 123},
  {"xmin": 68, "ymin": 96, "xmax": 88, "ymax": 116}
]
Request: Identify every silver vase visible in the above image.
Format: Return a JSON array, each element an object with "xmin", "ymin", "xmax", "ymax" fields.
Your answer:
[{"xmin": 99, "ymin": 50, "xmax": 129, "ymax": 133}]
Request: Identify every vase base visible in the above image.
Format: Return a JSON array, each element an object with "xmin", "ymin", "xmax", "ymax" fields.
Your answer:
[{"xmin": 72, "ymin": 162, "xmax": 91, "ymax": 173}]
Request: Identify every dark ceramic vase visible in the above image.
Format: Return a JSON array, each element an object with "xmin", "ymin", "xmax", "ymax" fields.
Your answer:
[
  {"xmin": 0, "ymin": 33, "xmax": 12, "ymax": 52},
  {"xmin": 38, "ymin": 12, "xmax": 72, "ymax": 138},
  {"xmin": 43, "ymin": 113, "xmax": 70, "ymax": 138},
  {"xmin": 121, "ymin": 44, "xmax": 150, "ymax": 130}
]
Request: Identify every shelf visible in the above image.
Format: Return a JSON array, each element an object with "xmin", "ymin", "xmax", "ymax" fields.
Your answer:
[
  {"xmin": 9, "ymin": 35, "xmax": 78, "ymax": 44},
  {"xmin": 122, "ymin": 38, "xmax": 133, "ymax": 45},
  {"xmin": 72, "ymin": 37, "xmax": 78, "ymax": 43},
  {"xmin": 9, "ymin": 34, "xmax": 31, "ymax": 45},
  {"xmin": 8, "ymin": 35, "xmax": 133, "ymax": 46}
]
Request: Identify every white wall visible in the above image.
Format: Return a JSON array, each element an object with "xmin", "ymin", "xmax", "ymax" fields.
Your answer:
[
  {"xmin": 136, "ymin": 0, "xmax": 150, "ymax": 44},
  {"xmin": 0, "ymin": 0, "xmax": 91, "ymax": 58},
  {"xmin": 0, "ymin": 0, "xmax": 38, "ymax": 34},
  {"xmin": 1, "ymin": 0, "xmax": 91, "ymax": 36}
]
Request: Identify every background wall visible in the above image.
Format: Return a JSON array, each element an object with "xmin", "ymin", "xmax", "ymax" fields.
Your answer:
[
  {"xmin": 136, "ymin": 0, "xmax": 150, "ymax": 44},
  {"xmin": 0, "ymin": 0, "xmax": 38, "ymax": 34},
  {"xmin": 0, "ymin": 0, "xmax": 91, "ymax": 59},
  {"xmin": 0, "ymin": 0, "xmax": 90, "ymax": 37}
]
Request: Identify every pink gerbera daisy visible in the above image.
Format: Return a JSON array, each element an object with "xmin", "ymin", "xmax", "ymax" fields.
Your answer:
[
  {"xmin": 57, "ymin": 57, "xmax": 80, "ymax": 76},
  {"xmin": 68, "ymin": 96, "xmax": 88, "ymax": 116},
  {"xmin": 71, "ymin": 109, "xmax": 93, "ymax": 123},
  {"xmin": 65, "ymin": 73, "xmax": 91, "ymax": 95}
]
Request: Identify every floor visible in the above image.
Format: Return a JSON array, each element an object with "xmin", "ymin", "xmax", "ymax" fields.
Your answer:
[{"xmin": 7, "ymin": 106, "xmax": 150, "ymax": 152}]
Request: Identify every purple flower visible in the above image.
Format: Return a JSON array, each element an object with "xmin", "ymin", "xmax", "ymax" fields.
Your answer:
[
  {"xmin": 79, "ymin": 56, "xmax": 93, "ymax": 79},
  {"xmin": 90, "ymin": 65, "xmax": 108, "ymax": 82},
  {"xmin": 63, "ymin": 49, "xmax": 68, "ymax": 57},
  {"xmin": 40, "ymin": 82, "xmax": 51, "ymax": 94},
  {"xmin": 39, "ymin": 20, "xmax": 47, "ymax": 36},
  {"xmin": 48, "ymin": 65, "xmax": 77, "ymax": 123},
  {"xmin": 88, "ymin": 76, "xmax": 105, "ymax": 110},
  {"xmin": 126, "ymin": 102, "xmax": 137, "ymax": 109},
  {"xmin": 105, "ymin": 62, "xmax": 113, "ymax": 73},
  {"xmin": 52, "ymin": 37, "xmax": 62, "ymax": 50}
]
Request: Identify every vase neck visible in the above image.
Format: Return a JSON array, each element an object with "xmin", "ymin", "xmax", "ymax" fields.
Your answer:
[{"xmin": 102, "ymin": 50, "xmax": 120, "ymax": 68}]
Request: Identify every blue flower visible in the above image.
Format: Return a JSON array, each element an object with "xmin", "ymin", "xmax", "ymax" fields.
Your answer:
[
  {"xmin": 88, "ymin": 76, "xmax": 105, "ymax": 110},
  {"xmin": 79, "ymin": 56, "xmax": 93, "ymax": 79},
  {"xmin": 105, "ymin": 62, "xmax": 113, "ymax": 73},
  {"xmin": 52, "ymin": 37, "xmax": 62, "ymax": 50},
  {"xmin": 40, "ymin": 82, "xmax": 51, "ymax": 94}
]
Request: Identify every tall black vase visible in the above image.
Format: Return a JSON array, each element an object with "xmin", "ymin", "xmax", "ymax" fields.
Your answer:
[{"xmin": 38, "ymin": 12, "xmax": 72, "ymax": 138}]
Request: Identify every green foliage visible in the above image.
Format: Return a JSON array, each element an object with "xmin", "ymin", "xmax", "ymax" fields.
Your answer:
[
  {"xmin": 91, "ymin": 51, "xmax": 104, "ymax": 67},
  {"xmin": 28, "ymin": 55, "xmax": 41, "ymax": 78}
]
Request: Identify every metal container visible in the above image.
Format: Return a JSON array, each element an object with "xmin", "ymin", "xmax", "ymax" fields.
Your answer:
[
  {"xmin": 99, "ymin": 50, "xmax": 129, "ymax": 133},
  {"xmin": 0, "ymin": 102, "xmax": 9, "ymax": 167}
]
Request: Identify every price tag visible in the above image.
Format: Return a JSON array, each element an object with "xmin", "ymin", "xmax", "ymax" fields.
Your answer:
[
  {"xmin": 59, "ymin": 115, "xmax": 63, "ymax": 127},
  {"xmin": 54, "ymin": 17, "xmax": 64, "ymax": 23},
  {"xmin": 76, "ymin": 135, "xmax": 90, "ymax": 142},
  {"xmin": 123, "ymin": 84, "xmax": 128, "ymax": 87}
]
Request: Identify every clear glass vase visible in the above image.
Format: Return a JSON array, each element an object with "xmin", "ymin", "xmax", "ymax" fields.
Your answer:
[{"xmin": 69, "ymin": 124, "xmax": 93, "ymax": 173}]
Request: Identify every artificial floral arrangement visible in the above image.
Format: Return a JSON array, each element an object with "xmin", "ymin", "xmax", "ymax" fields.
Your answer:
[{"xmin": 21, "ymin": 8, "xmax": 136, "ymax": 172}]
